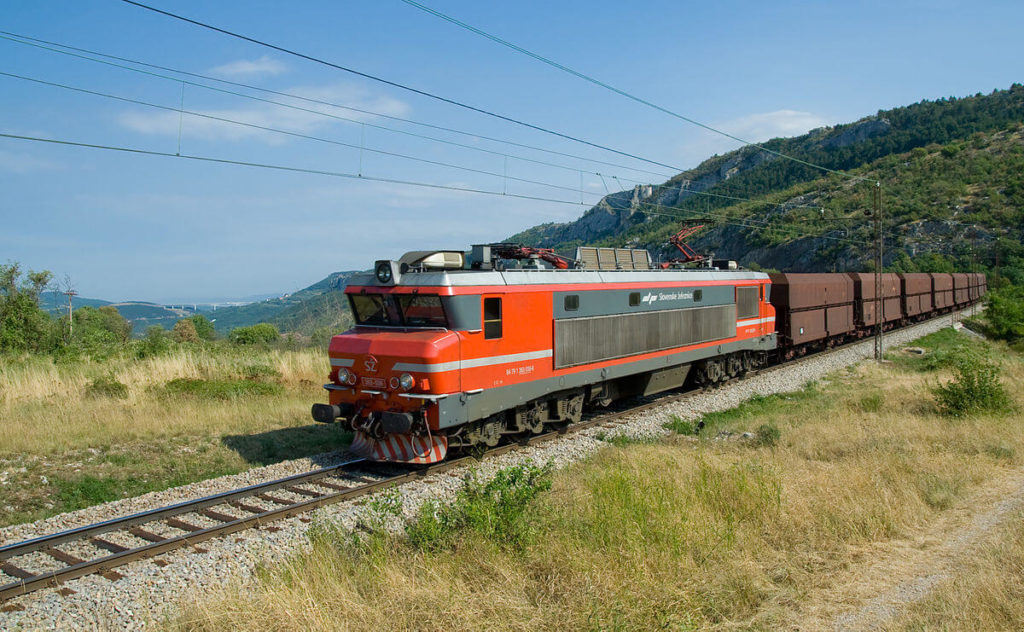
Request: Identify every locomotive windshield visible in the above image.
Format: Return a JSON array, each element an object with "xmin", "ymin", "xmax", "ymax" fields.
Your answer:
[{"xmin": 350, "ymin": 294, "xmax": 449, "ymax": 328}]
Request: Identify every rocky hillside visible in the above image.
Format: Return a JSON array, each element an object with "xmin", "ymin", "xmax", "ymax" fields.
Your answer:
[{"xmin": 510, "ymin": 85, "xmax": 1024, "ymax": 272}]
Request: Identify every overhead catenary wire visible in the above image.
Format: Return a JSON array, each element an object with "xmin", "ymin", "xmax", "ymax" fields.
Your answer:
[
  {"xmin": 0, "ymin": 131, "xmax": 868, "ymax": 246},
  {"xmin": 0, "ymin": 67, "xmax": 860, "ymax": 229},
  {"xmin": 1, "ymin": 30, "xmax": 872, "ymax": 233},
  {"xmin": 0, "ymin": 31, "xmax": 672, "ymax": 183},
  {"xmin": 0, "ymin": 132, "xmax": 593, "ymax": 207},
  {"xmin": 397, "ymin": 0, "xmax": 868, "ymax": 182},
  {"xmin": 118, "ymin": 0, "xmax": 689, "ymax": 174},
  {"xmin": 0, "ymin": 70, "xmax": 610, "ymax": 201}
]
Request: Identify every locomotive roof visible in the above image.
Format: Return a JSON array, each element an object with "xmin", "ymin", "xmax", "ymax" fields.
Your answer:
[{"xmin": 347, "ymin": 267, "xmax": 769, "ymax": 289}]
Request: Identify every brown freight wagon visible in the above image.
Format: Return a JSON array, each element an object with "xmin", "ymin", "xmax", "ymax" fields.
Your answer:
[
  {"xmin": 930, "ymin": 273, "xmax": 953, "ymax": 310},
  {"xmin": 899, "ymin": 273, "xmax": 933, "ymax": 318},
  {"xmin": 953, "ymin": 273, "xmax": 971, "ymax": 305},
  {"xmin": 968, "ymin": 272, "xmax": 985, "ymax": 301},
  {"xmin": 768, "ymin": 273, "xmax": 854, "ymax": 347},
  {"xmin": 848, "ymin": 272, "xmax": 901, "ymax": 327}
]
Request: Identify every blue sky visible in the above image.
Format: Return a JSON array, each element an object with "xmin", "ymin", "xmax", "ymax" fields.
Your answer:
[{"xmin": 1, "ymin": 0, "xmax": 1022, "ymax": 303}]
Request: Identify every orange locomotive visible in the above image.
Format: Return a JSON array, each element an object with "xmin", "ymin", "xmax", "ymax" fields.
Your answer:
[{"xmin": 311, "ymin": 245, "xmax": 776, "ymax": 464}]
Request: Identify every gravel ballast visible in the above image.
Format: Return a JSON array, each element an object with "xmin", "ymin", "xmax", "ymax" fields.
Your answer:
[{"xmin": 0, "ymin": 313, "xmax": 977, "ymax": 629}]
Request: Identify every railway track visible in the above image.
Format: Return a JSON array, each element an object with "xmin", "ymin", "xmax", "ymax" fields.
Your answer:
[
  {"xmin": 0, "ymin": 389, "xmax": 683, "ymax": 605},
  {"xmin": 0, "ymin": 311, "xmax": 971, "ymax": 606}
]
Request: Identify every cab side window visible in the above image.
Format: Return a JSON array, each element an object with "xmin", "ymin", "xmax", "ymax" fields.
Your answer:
[{"xmin": 483, "ymin": 297, "xmax": 502, "ymax": 339}]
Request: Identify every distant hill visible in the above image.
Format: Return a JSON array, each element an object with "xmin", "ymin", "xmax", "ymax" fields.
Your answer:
[
  {"xmin": 509, "ymin": 84, "xmax": 1024, "ymax": 272},
  {"xmin": 40, "ymin": 291, "xmax": 111, "ymax": 313},
  {"xmin": 208, "ymin": 270, "xmax": 360, "ymax": 335},
  {"xmin": 40, "ymin": 292, "xmax": 193, "ymax": 335}
]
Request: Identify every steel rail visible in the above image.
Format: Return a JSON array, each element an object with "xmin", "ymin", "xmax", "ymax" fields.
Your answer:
[{"xmin": 0, "ymin": 457, "xmax": 368, "ymax": 562}]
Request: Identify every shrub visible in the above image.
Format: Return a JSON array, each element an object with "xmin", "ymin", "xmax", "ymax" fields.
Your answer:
[
  {"xmin": 229, "ymin": 323, "xmax": 279, "ymax": 345},
  {"xmin": 172, "ymin": 319, "xmax": 200, "ymax": 343},
  {"xmin": 858, "ymin": 393, "xmax": 884, "ymax": 412},
  {"xmin": 185, "ymin": 314, "xmax": 217, "ymax": 341},
  {"xmin": 663, "ymin": 415, "xmax": 698, "ymax": 435},
  {"xmin": 240, "ymin": 364, "xmax": 281, "ymax": 381},
  {"xmin": 85, "ymin": 374, "xmax": 129, "ymax": 399},
  {"xmin": 163, "ymin": 377, "xmax": 283, "ymax": 400},
  {"xmin": 982, "ymin": 286, "xmax": 1024, "ymax": 343},
  {"xmin": 406, "ymin": 462, "xmax": 552, "ymax": 552},
  {"xmin": 933, "ymin": 355, "xmax": 1013, "ymax": 417},
  {"xmin": 755, "ymin": 423, "xmax": 781, "ymax": 447},
  {"xmin": 134, "ymin": 326, "xmax": 172, "ymax": 359}
]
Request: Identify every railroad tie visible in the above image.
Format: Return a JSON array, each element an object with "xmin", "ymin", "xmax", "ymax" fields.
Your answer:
[
  {"xmin": 200, "ymin": 509, "xmax": 239, "ymax": 523},
  {"xmin": 0, "ymin": 561, "xmax": 32, "ymax": 580},
  {"xmin": 127, "ymin": 527, "xmax": 167, "ymax": 543},
  {"xmin": 310, "ymin": 479, "xmax": 349, "ymax": 491},
  {"xmin": 90, "ymin": 537, "xmax": 129, "ymax": 554},
  {"xmin": 228, "ymin": 500, "xmax": 268, "ymax": 515},
  {"xmin": 165, "ymin": 518, "xmax": 204, "ymax": 533},
  {"xmin": 43, "ymin": 548, "xmax": 86, "ymax": 566},
  {"xmin": 286, "ymin": 485, "xmax": 324, "ymax": 498},
  {"xmin": 256, "ymin": 493, "xmax": 296, "ymax": 505}
]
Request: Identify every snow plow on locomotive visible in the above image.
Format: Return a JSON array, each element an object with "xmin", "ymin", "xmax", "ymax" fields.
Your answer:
[{"xmin": 311, "ymin": 245, "xmax": 985, "ymax": 464}]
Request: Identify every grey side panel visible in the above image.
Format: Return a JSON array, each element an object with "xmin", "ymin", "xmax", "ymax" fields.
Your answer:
[
  {"xmin": 442, "ymin": 295, "xmax": 481, "ymax": 330},
  {"xmin": 554, "ymin": 304, "xmax": 737, "ymax": 369},
  {"xmin": 434, "ymin": 334, "xmax": 776, "ymax": 428},
  {"xmin": 736, "ymin": 286, "xmax": 759, "ymax": 320},
  {"xmin": 553, "ymin": 285, "xmax": 734, "ymax": 319}
]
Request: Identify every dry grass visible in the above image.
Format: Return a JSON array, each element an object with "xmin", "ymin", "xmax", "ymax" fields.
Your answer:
[
  {"xmin": 886, "ymin": 508, "xmax": 1024, "ymax": 631},
  {"xmin": 174, "ymin": 331, "xmax": 1024, "ymax": 631},
  {"xmin": 0, "ymin": 346, "xmax": 347, "ymax": 526},
  {"xmin": 0, "ymin": 347, "xmax": 325, "ymax": 455}
]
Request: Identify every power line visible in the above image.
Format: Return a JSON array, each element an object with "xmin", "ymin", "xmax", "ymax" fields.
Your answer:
[
  {"xmin": 0, "ymin": 131, "xmax": 591, "ymax": 207},
  {"xmin": 398, "ymin": 0, "xmax": 867, "ymax": 182},
  {"xmin": 0, "ymin": 70, "xmax": 609, "ymax": 201},
  {"xmin": 0, "ymin": 30, "xmax": 673, "ymax": 181},
  {"xmin": 119, "ymin": 0, "xmax": 687, "ymax": 174},
  {"xmin": 0, "ymin": 131, "xmax": 867, "ymax": 245},
  {"xmin": 3, "ymin": 35, "xmax": 840, "ymax": 214}
]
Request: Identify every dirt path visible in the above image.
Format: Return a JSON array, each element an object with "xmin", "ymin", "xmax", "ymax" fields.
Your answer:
[{"xmin": 790, "ymin": 465, "xmax": 1024, "ymax": 631}]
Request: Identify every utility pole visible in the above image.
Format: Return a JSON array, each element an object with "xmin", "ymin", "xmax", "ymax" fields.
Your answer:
[
  {"xmin": 64, "ymin": 289, "xmax": 77, "ymax": 338},
  {"xmin": 873, "ymin": 182, "xmax": 883, "ymax": 361},
  {"xmin": 971, "ymin": 228, "xmax": 978, "ymax": 317}
]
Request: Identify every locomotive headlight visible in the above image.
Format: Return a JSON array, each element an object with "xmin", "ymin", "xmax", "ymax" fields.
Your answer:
[
  {"xmin": 375, "ymin": 262, "xmax": 393, "ymax": 284},
  {"xmin": 337, "ymin": 367, "xmax": 357, "ymax": 386},
  {"xmin": 399, "ymin": 373, "xmax": 415, "ymax": 391}
]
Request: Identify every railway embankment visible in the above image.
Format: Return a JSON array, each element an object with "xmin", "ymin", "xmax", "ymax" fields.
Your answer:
[{"xmin": 4, "ymin": 309, "xmax": 1019, "ymax": 629}]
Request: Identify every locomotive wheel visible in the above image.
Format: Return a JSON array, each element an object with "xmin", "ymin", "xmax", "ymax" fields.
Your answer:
[{"xmin": 726, "ymin": 355, "xmax": 743, "ymax": 377}]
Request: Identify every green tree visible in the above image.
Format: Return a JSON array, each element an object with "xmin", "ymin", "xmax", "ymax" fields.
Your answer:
[
  {"xmin": 72, "ymin": 306, "xmax": 132, "ymax": 345},
  {"xmin": 228, "ymin": 323, "xmax": 279, "ymax": 345},
  {"xmin": 0, "ymin": 262, "xmax": 54, "ymax": 352},
  {"xmin": 185, "ymin": 314, "xmax": 216, "ymax": 341},
  {"xmin": 172, "ymin": 319, "xmax": 200, "ymax": 343},
  {"xmin": 983, "ymin": 286, "xmax": 1024, "ymax": 343}
]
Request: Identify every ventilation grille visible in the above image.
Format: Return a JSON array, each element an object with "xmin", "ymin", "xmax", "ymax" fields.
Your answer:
[
  {"xmin": 554, "ymin": 304, "xmax": 736, "ymax": 368},
  {"xmin": 736, "ymin": 286, "xmax": 759, "ymax": 320},
  {"xmin": 575, "ymin": 247, "xmax": 651, "ymax": 270}
]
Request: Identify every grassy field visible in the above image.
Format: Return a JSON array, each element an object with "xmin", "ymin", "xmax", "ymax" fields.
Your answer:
[
  {"xmin": 174, "ymin": 328, "xmax": 1024, "ymax": 631},
  {"xmin": 0, "ymin": 346, "xmax": 350, "ymax": 527},
  {"xmin": 888, "ymin": 506, "xmax": 1024, "ymax": 630}
]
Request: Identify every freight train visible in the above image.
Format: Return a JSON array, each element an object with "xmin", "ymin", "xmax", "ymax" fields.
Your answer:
[{"xmin": 311, "ymin": 244, "xmax": 986, "ymax": 464}]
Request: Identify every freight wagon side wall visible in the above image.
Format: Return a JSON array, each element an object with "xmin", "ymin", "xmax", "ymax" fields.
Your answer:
[{"xmin": 769, "ymin": 273, "xmax": 854, "ymax": 346}]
